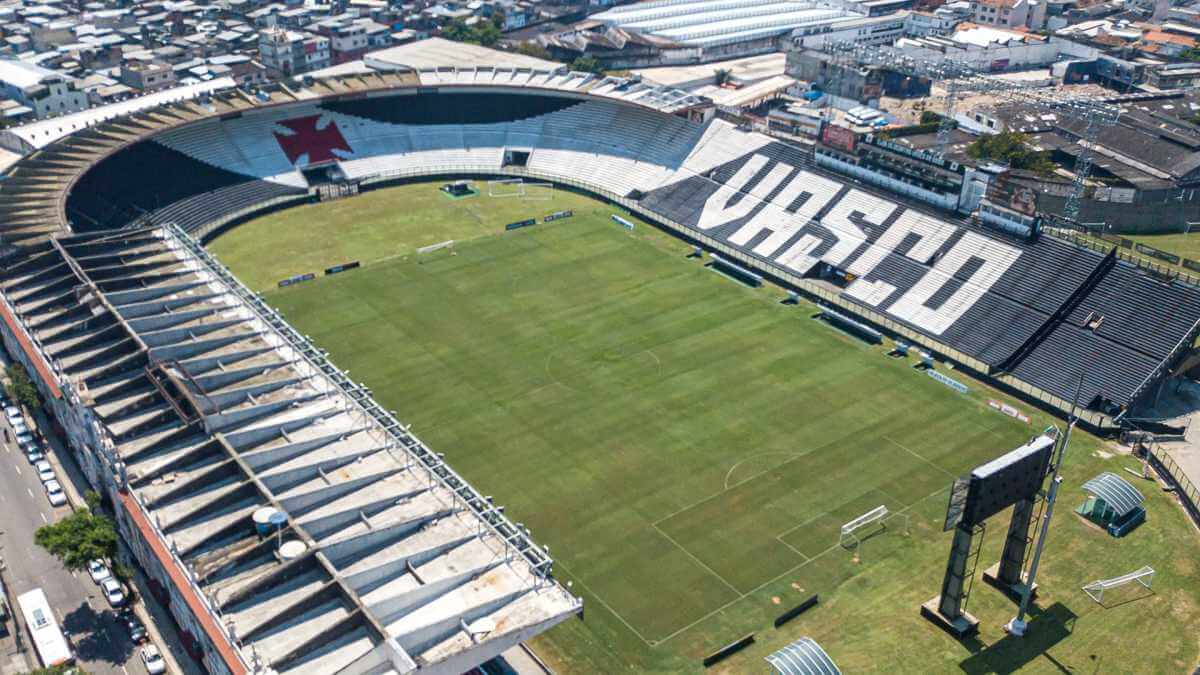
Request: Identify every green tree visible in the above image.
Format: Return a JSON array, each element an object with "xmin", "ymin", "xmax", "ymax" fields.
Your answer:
[
  {"xmin": 441, "ymin": 18, "xmax": 501, "ymax": 47},
  {"xmin": 24, "ymin": 665, "xmax": 90, "ymax": 675},
  {"xmin": 34, "ymin": 507, "xmax": 118, "ymax": 572},
  {"xmin": 4, "ymin": 363, "xmax": 40, "ymax": 410},
  {"xmin": 966, "ymin": 130, "xmax": 1056, "ymax": 176},
  {"xmin": 515, "ymin": 41, "xmax": 551, "ymax": 60},
  {"xmin": 441, "ymin": 18, "xmax": 474, "ymax": 43},
  {"xmin": 919, "ymin": 110, "xmax": 943, "ymax": 125},
  {"xmin": 714, "ymin": 68, "xmax": 732, "ymax": 86},
  {"xmin": 570, "ymin": 56, "xmax": 605, "ymax": 75},
  {"xmin": 473, "ymin": 21, "xmax": 501, "ymax": 47}
]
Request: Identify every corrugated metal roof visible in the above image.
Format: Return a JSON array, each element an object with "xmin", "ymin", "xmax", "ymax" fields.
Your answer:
[
  {"xmin": 766, "ymin": 637, "xmax": 841, "ymax": 675},
  {"xmin": 1081, "ymin": 471, "xmax": 1144, "ymax": 517}
]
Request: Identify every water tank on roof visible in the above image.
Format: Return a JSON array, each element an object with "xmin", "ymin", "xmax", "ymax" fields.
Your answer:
[
  {"xmin": 279, "ymin": 540, "xmax": 307, "ymax": 560},
  {"xmin": 253, "ymin": 507, "xmax": 279, "ymax": 536}
]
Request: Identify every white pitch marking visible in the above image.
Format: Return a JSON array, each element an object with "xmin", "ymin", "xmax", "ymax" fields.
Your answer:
[
  {"xmin": 552, "ymin": 558, "xmax": 655, "ymax": 647},
  {"xmin": 654, "ymin": 483, "xmax": 951, "ymax": 646},
  {"xmin": 27, "ymin": 487, "xmax": 34, "ymax": 498},
  {"xmin": 652, "ymin": 522, "xmax": 742, "ymax": 597}
]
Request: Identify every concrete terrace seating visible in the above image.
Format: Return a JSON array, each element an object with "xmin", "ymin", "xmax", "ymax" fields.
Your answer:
[
  {"xmin": 150, "ymin": 97, "xmax": 698, "ymax": 198},
  {"xmin": 56, "ymin": 89, "xmax": 1200, "ymax": 415},
  {"xmin": 145, "ymin": 181, "xmax": 307, "ymax": 235},
  {"xmin": 67, "ymin": 140, "xmax": 272, "ymax": 231}
]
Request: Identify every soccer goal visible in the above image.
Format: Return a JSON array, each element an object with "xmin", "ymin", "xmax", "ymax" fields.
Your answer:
[
  {"xmin": 523, "ymin": 182, "xmax": 554, "ymax": 201},
  {"xmin": 415, "ymin": 239, "xmax": 455, "ymax": 264},
  {"xmin": 488, "ymin": 178, "xmax": 526, "ymax": 198},
  {"xmin": 838, "ymin": 505, "xmax": 909, "ymax": 553},
  {"xmin": 487, "ymin": 179, "xmax": 554, "ymax": 200},
  {"xmin": 1082, "ymin": 565, "xmax": 1155, "ymax": 604}
]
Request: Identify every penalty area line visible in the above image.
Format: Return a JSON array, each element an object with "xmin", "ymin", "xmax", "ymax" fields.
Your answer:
[
  {"xmin": 651, "ymin": 522, "xmax": 742, "ymax": 598},
  {"xmin": 551, "ymin": 558, "xmax": 657, "ymax": 648},
  {"xmin": 652, "ymin": 483, "xmax": 949, "ymax": 647}
]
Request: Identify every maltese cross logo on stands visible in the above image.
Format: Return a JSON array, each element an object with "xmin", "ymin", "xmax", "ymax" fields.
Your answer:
[{"xmin": 273, "ymin": 115, "xmax": 352, "ymax": 165}]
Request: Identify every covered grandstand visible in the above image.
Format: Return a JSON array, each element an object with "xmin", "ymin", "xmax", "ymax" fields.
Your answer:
[
  {"xmin": 0, "ymin": 221, "xmax": 581, "ymax": 673},
  {"xmin": 1, "ymin": 67, "xmax": 1197, "ymax": 426},
  {"xmin": 1, "ymin": 63, "xmax": 1200, "ymax": 671}
]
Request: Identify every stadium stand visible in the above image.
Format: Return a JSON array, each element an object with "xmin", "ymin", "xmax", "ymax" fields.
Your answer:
[
  {"xmin": 65, "ymin": 138, "xmax": 307, "ymax": 231},
  {"xmin": 4, "ymin": 72, "xmax": 1199, "ymax": 420},
  {"xmin": 0, "ymin": 226, "xmax": 582, "ymax": 674}
]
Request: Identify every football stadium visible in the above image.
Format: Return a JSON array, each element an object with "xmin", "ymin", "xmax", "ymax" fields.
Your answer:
[{"xmin": 1, "ymin": 63, "xmax": 1199, "ymax": 675}]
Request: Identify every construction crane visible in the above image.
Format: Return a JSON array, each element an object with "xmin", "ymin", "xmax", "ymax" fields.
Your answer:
[{"xmin": 817, "ymin": 40, "xmax": 1123, "ymax": 223}]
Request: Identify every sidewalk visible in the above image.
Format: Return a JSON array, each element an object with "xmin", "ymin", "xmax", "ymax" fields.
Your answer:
[
  {"xmin": 27, "ymin": 403, "xmax": 202, "ymax": 675},
  {"xmin": 502, "ymin": 644, "xmax": 555, "ymax": 675}
]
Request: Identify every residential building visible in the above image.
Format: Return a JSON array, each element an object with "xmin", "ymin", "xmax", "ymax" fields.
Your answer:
[
  {"xmin": 971, "ymin": 0, "xmax": 1046, "ymax": 30},
  {"xmin": 315, "ymin": 18, "xmax": 370, "ymax": 63},
  {"xmin": 0, "ymin": 58, "xmax": 87, "ymax": 118},
  {"xmin": 904, "ymin": 6, "xmax": 969, "ymax": 36},
  {"xmin": 118, "ymin": 59, "xmax": 177, "ymax": 90},
  {"xmin": 258, "ymin": 26, "xmax": 330, "ymax": 74}
]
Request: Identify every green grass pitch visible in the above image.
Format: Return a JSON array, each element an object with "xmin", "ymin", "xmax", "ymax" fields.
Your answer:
[{"xmin": 210, "ymin": 181, "xmax": 1200, "ymax": 674}]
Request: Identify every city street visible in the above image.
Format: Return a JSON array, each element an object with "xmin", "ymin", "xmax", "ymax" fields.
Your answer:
[{"xmin": 0, "ymin": 411, "xmax": 137, "ymax": 675}]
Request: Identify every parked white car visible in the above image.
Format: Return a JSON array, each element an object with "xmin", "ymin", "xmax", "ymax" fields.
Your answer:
[
  {"xmin": 101, "ymin": 578, "xmax": 126, "ymax": 608},
  {"xmin": 102, "ymin": 576, "xmax": 126, "ymax": 607},
  {"xmin": 88, "ymin": 559, "xmax": 113, "ymax": 584},
  {"xmin": 140, "ymin": 644, "xmax": 167, "ymax": 675},
  {"xmin": 35, "ymin": 460, "xmax": 55, "ymax": 483},
  {"xmin": 11, "ymin": 419, "xmax": 28, "ymax": 436},
  {"xmin": 26, "ymin": 447, "xmax": 45, "ymax": 463},
  {"xmin": 4, "ymin": 406, "xmax": 20, "ymax": 422},
  {"xmin": 44, "ymin": 480, "xmax": 67, "ymax": 507}
]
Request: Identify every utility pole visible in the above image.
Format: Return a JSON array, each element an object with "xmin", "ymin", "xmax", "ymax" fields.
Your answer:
[{"xmin": 1005, "ymin": 374, "xmax": 1083, "ymax": 636}]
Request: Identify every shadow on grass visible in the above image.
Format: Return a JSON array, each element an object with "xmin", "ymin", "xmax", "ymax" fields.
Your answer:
[
  {"xmin": 1096, "ymin": 586, "xmax": 1156, "ymax": 609},
  {"xmin": 61, "ymin": 601, "xmax": 133, "ymax": 667},
  {"xmin": 958, "ymin": 602, "xmax": 1077, "ymax": 674}
]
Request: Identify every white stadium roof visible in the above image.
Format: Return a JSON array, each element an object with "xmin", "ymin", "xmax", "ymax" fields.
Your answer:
[
  {"xmin": 3, "ymin": 77, "xmax": 236, "ymax": 152},
  {"xmin": 593, "ymin": 0, "xmax": 858, "ymax": 47}
]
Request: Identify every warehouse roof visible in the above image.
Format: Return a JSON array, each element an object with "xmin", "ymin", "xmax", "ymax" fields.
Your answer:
[{"xmin": 592, "ymin": 0, "xmax": 858, "ymax": 47}]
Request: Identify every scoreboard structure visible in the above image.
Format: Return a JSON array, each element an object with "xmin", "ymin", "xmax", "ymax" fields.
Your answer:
[{"xmin": 923, "ymin": 433, "xmax": 1058, "ymax": 637}]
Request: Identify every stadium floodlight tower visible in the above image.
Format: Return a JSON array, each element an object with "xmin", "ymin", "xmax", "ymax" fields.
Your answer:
[
  {"xmin": 818, "ymin": 41, "xmax": 1122, "ymax": 225},
  {"xmin": 922, "ymin": 429, "xmax": 1060, "ymax": 637}
]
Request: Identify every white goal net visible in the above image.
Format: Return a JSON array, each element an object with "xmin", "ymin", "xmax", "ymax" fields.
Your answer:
[
  {"xmin": 487, "ymin": 179, "xmax": 554, "ymax": 200},
  {"xmin": 488, "ymin": 178, "xmax": 525, "ymax": 198}
]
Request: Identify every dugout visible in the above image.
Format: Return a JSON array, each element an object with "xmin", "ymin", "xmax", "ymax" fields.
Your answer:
[
  {"xmin": 1077, "ymin": 472, "xmax": 1146, "ymax": 537},
  {"xmin": 441, "ymin": 180, "xmax": 474, "ymax": 197},
  {"xmin": 766, "ymin": 637, "xmax": 840, "ymax": 675}
]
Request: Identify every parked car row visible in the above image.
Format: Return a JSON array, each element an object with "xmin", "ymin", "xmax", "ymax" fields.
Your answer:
[
  {"xmin": 4, "ymin": 401, "xmax": 67, "ymax": 507},
  {"xmin": 6, "ymin": 396, "xmax": 167, "ymax": 673},
  {"xmin": 87, "ymin": 560, "xmax": 125, "ymax": 607},
  {"xmin": 88, "ymin": 559, "xmax": 165, "ymax": 673}
]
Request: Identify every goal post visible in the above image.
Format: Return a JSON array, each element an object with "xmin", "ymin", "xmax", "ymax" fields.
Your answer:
[
  {"xmin": 487, "ymin": 179, "xmax": 554, "ymax": 200},
  {"xmin": 488, "ymin": 178, "xmax": 525, "ymax": 198},
  {"xmin": 838, "ymin": 505, "xmax": 910, "ymax": 551},
  {"xmin": 523, "ymin": 182, "xmax": 555, "ymax": 201},
  {"xmin": 1082, "ymin": 565, "xmax": 1155, "ymax": 604},
  {"xmin": 415, "ymin": 239, "xmax": 455, "ymax": 264}
]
